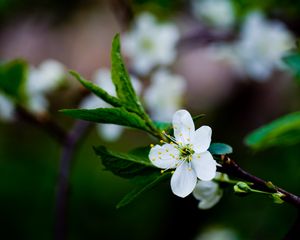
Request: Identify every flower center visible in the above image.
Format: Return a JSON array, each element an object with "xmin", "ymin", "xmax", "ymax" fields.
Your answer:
[
  {"xmin": 179, "ymin": 145, "xmax": 194, "ymax": 161},
  {"xmin": 141, "ymin": 38, "xmax": 153, "ymax": 50}
]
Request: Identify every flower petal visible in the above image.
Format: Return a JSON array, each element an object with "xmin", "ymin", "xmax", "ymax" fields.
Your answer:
[
  {"xmin": 191, "ymin": 125, "xmax": 212, "ymax": 153},
  {"xmin": 193, "ymin": 180, "xmax": 223, "ymax": 210},
  {"xmin": 171, "ymin": 161, "xmax": 197, "ymax": 198},
  {"xmin": 191, "ymin": 151, "xmax": 216, "ymax": 181},
  {"xmin": 149, "ymin": 143, "xmax": 179, "ymax": 169},
  {"xmin": 172, "ymin": 109, "xmax": 195, "ymax": 145}
]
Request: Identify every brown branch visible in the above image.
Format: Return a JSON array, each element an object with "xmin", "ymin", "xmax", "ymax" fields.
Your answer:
[
  {"xmin": 16, "ymin": 106, "xmax": 67, "ymax": 144},
  {"xmin": 218, "ymin": 155, "xmax": 300, "ymax": 208},
  {"xmin": 54, "ymin": 120, "xmax": 91, "ymax": 240}
]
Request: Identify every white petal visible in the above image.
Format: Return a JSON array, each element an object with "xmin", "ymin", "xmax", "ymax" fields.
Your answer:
[
  {"xmin": 193, "ymin": 181, "xmax": 223, "ymax": 210},
  {"xmin": 191, "ymin": 151, "xmax": 216, "ymax": 181},
  {"xmin": 191, "ymin": 125, "xmax": 212, "ymax": 153},
  {"xmin": 172, "ymin": 109, "xmax": 195, "ymax": 145},
  {"xmin": 171, "ymin": 161, "xmax": 197, "ymax": 198},
  {"xmin": 149, "ymin": 144, "xmax": 179, "ymax": 169}
]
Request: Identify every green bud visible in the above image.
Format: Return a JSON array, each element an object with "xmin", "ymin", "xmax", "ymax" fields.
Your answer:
[
  {"xmin": 234, "ymin": 182, "xmax": 251, "ymax": 195},
  {"xmin": 271, "ymin": 192, "xmax": 285, "ymax": 204}
]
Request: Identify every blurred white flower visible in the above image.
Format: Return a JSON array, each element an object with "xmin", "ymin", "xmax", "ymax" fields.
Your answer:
[
  {"xmin": 122, "ymin": 13, "xmax": 180, "ymax": 75},
  {"xmin": 196, "ymin": 226, "xmax": 239, "ymax": 240},
  {"xmin": 193, "ymin": 172, "xmax": 226, "ymax": 209},
  {"xmin": 0, "ymin": 94, "xmax": 15, "ymax": 121},
  {"xmin": 80, "ymin": 68, "xmax": 141, "ymax": 141},
  {"xmin": 26, "ymin": 59, "xmax": 66, "ymax": 113},
  {"xmin": 149, "ymin": 110, "xmax": 217, "ymax": 198},
  {"xmin": 192, "ymin": 0, "xmax": 235, "ymax": 29},
  {"xmin": 27, "ymin": 59, "xmax": 65, "ymax": 95},
  {"xmin": 144, "ymin": 69, "xmax": 186, "ymax": 122},
  {"xmin": 236, "ymin": 12, "xmax": 294, "ymax": 81}
]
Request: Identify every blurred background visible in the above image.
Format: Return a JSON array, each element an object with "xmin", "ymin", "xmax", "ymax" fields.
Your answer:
[{"xmin": 0, "ymin": 0, "xmax": 300, "ymax": 239}]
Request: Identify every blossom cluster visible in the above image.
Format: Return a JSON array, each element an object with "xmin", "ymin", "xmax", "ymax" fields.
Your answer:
[{"xmin": 0, "ymin": 59, "xmax": 65, "ymax": 121}]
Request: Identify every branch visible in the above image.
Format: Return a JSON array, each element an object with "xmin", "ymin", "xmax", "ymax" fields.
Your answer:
[
  {"xmin": 16, "ymin": 106, "xmax": 67, "ymax": 144},
  {"xmin": 218, "ymin": 155, "xmax": 300, "ymax": 208},
  {"xmin": 54, "ymin": 120, "xmax": 91, "ymax": 240}
]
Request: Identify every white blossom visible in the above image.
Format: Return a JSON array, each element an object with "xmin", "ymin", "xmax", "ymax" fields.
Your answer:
[
  {"xmin": 236, "ymin": 12, "xmax": 294, "ymax": 81},
  {"xmin": 26, "ymin": 59, "xmax": 65, "ymax": 113},
  {"xmin": 192, "ymin": 0, "xmax": 235, "ymax": 29},
  {"xmin": 193, "ymin": 173, "xmax": 226, "ymax": 209},
  {"xmin": 0, "ymin": 93, "xmax": 15, "ymax": 121},
  {"xmin": 144, "ymin": 69, "xmax": 186, "ymax": 122},
  {"xmin": 122, "ymin": 13, "xmax": 180, "ymax": 75},
  {"xmin": 79, "ymin": 68, "xmax": 141, "ymax": 141},
  {"xmin": 149, "ymin": 109, "xmax": 217, "ymax": 198}
]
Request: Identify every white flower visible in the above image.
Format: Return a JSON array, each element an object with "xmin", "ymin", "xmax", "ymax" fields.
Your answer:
[
  {"xmin": 193, "ymin": 173, "xmax": 225, "ymax": 209},
  {"xmin": 122, "ymin": 12, "xmax": 180, "ymax": 75},
  {"xmin": 0, "ymin": 93, "xmax": 15, "ymax": 121},
  {"xmin": 27, "ymin": 59, "xmax": 65, "ymax": 95},
  {"xmin": 26, "ymin": 59, "xmax": 65, "ymax": 113},
  {"xmin": 149, "ymin": 109, "xmax": 217, "ymax": 198},
  {"xmin": 79, "ymin": 68, "xmax": 142, "ymax": 141},
  {"xmin": 192, "ymin": 0, "xmax": 235, "ymax": 29},
  {"xmin": 144, "ymin": 69, "xmax": 187, "ymax": 122},
  {"xmin": 236, "ymin": 11, "xmax": 294, "ymax": 81}
]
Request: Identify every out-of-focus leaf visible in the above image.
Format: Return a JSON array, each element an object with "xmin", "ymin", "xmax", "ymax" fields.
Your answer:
[
  {"xmin": 0, "ymin": 59, "xmax": 27, "ymax": 100},
  {"xmin": 69, "ymin": 71, "xmax": 122, "ymax": 107},
  {"xmin": 153, "ymin": 121, "xmax": 172, "ymax": 131},
  {"xmin": 208, "ymin": 143, "xmax": 233, "ymax": 155},
  {"xmin": 116, "ymin": 172, "xmax": 171, "ymax": 209},
  {"xmin": 283, "ymin": 53, "xmax": 300, "ymax": 81},
  {"xmin": 60, "ymin": 107, "xmax": 148, "ymax": 131},
  {"xmin": 193, "ymin": 114, "xmax": 206, "ymax": 122},
  {"xmin": 111, "ymin": 34, "xmax": 141, "ymax": 111},
  {"xmin": 245, "ymin": 111, "xmax": 300, "ymax": 150},
  {"xmin": 94, "ymin": 146, "xmax": 155, "ymax": 179}
]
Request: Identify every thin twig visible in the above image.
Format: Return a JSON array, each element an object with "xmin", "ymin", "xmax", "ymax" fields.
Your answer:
[
  {"xmin": 54, "ymin": 120, "xmax": 91, "ymax": 240},
  {"xmin": 16, "ymin": 106, "xmax": 66, "ymax": 144},
  {"xmin": 218, "ymin": 155, "xmax": 300, "ymax": 208}
]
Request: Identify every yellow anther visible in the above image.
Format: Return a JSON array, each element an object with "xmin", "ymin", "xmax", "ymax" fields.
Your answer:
[
  {"xmin": 162, "ymin": 130, "xmax": 166, "ymax": 134},
  {"xmin": 166, "ymin": 149, "xmax": 169, "ymax": 152},
  {"xmin": 188, "ymin": 168, "xmax": 192, "ymax": 171},
  {"xmin": 171, "ymin": 171, "xmax": 175, "ymax": 174},
  {"xmin": 160, "ymin": 170, "xmax": 165, "ymax": 174},
  {"xmin": 160, "ymin": 140, "xmax": 164, "ymax": 144},
  {"xmin": 150, "ymin": 144, "xmax": 154, "ymax": 148},
  {"xmin": 158, "ymin": 152, "xmax": 162, "ymax": 155}
]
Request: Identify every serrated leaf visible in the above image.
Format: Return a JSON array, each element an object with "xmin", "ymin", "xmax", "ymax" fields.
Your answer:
[
  {"xmin": 94, "ymin": 146, "xmax": 155, "ymax": 179},
  {"xmin": 60, "ymin": 107, "xmax": 149, "ymax": 131},
  {"xmin": 245, "ymin": 111, "xmax": 300, "ymax": 150},
  {"xmin": 208, "ymin": 143, "xmax": 233, "ymax": 155},
  {"xmin": 0, "ymin": 59, "xmax": 27, "ymax": 100},
  {"xmin": 283, "ymin": 53, "xmax": 300, "ymax": 81},
  {"xmin": 69, "ymin": 70, "xmax": 122, "ymax": 107},
  {"xmin": 111, "ymin": 34, "xmax": 141, "ymax": 111},
  {"xmin": 117, "ymin": 172, "xmax": 171, "ymax": 209}
]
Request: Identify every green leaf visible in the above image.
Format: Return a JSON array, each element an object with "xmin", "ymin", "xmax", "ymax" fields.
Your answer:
[
  {"xmin": 60, "ymin": 107, "xmax": 149, "ymax": 131},
  {"xmin": 245, "ymin": 111, "xmax": 300, "ymax": 150},
  {"xmin": 153, "ymin": 121, "xmax": 172, "ymax": 131},
  {"xmin": 0, "ymin": 59, "xmax": 28, "ymax": 100},
  {"xmin": 94, "ymin": 146, "xmax": 155, "ymax": 179},
  {"xmin": 111, "ymin": 34, "xmax": 140, "ymax": 111},
  {"xmin": 282, "ymin": 53, "xmax": 300, "ymax": 81},
  {"xmin": 116, "ymin": 172, "xmax": 171, "ymax": 209},
  {"xmin": 208, "ymin": 143, "xmax": 233, "ymax": 155},
  {"xmin": 193, "ymin": 114, "xmax": 206, "ymax": 122},
  {"xmin": 69, "ymin": 70, "xmax": 122, "ymax": 107}
]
